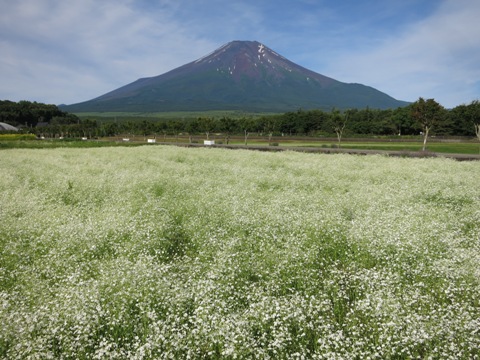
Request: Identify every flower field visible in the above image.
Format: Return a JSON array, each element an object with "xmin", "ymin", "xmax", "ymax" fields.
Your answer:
[{"xmin": 0, "ymin": 146, "xmax": 479, "ymax": 359}]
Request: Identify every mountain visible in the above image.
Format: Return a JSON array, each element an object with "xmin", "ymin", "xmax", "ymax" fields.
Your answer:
[{"xmin": 62, "ymin": 40, "xmax": 409, "ymax": 113}]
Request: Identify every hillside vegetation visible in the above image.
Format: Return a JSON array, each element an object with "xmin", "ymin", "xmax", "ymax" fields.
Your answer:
[
  {"xmin": 1, "ymin": 146, "xmax": 479, "ymax": 358},
  {"xmin": 2, "ymin": 100, "xmax": 480, "ymax": 141}
]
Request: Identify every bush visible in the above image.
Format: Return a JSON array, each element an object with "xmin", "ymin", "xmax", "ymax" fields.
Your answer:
[{"xmin": 0, "ymin": 133, "xmax": 36, "ymax": 141}]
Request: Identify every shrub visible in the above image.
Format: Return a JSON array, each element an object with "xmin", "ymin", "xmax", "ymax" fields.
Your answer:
[{"xmin": 0, "ymin": 133, "xmax": 36, "ymax": 141}]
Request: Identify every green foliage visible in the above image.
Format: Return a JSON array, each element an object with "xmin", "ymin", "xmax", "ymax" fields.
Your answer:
[
  {"xmin": 77, "ymin": 104, "xmax": 480, "ymax": 139},
  {"xmin": 0, "ymin": 134, "xmax": 36, "ymax": 141},
  {"xmin": 411, "ymin": 97, "xmax": 447, "ymax": 150},
  {"xmin": 0, "ymin": 100, "xmax": 77, "ymax": 127},
  {"xmin": 197, "ymin": 116, "xmax": 217, "ymax": 139},
  {"xmin": 0, "ymin": 140, "xmax": 150, "ymax": 150},
  {"xmin": 5, "ymin": 97, "xmax": 479, "ymax": 140},
  {"xmin": 411, "ymin": 98, "xmax": 446, "ymax": 128}
]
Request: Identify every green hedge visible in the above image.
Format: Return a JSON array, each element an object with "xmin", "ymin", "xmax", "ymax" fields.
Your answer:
[{"xmin": 0, "ymin": 134, "xmax": 36, "ymax": 141}]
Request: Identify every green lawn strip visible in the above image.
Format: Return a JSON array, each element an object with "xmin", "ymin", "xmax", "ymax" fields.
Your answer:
[{"xmin": 2, "ymin": 137, "xmax": 479, "ymax": 155}]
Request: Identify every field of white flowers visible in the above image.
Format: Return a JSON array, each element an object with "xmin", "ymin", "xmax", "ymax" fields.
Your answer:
[{"xmin": 0, "ymin": 145, "xmax": 479, "ymax": 359}]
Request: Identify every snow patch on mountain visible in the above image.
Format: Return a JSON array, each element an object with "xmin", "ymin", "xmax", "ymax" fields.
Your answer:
[{"xmin": 194, "ymin": 42, "xmax": 230, "ymax": 64}]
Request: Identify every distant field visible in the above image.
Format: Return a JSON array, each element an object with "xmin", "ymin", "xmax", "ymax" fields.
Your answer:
[
  {"xmin": 1, "ymin": 146, "xmax": 479, "ymax": 358},
  {"xmin": 109, "ymin": 135, "xmax": 480, "ymax": 155},
  {"xmin": 2, "ymin": 135, "xmax": 479, "ymax": 156},
  {"xmin": 337, "ymin": 141, "xmax": 480, "ymax": 154},
  {"xmin": 74, "ymin": 110, "xmax": 275, "ymax": 120},
  {"xmin": 288, "ymin": 140, "xmax": 480, "ymax": 155},
  {"xmin": 222, "ymin": 138, "xmax": 480, "ymax": 155}
]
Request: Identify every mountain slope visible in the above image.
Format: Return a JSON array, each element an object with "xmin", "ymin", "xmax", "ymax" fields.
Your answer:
[{"xmin": 62, "ymin": 41, "xmax": 409, "ymax": 112}]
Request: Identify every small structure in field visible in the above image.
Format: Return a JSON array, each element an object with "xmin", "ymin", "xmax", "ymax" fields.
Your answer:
[
  {"xmin": 0, "ymin": 122, "xmax": 18, "ymax": 131},
  {"xmin": 147, "ymin": 139, "xmax": 156, "ymax": 143},
  {"xmin": 204, "ymin": 140, "xmax": 215, "ymax": 145}
]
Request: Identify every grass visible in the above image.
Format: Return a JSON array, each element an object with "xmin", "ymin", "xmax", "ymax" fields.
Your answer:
[
  {"xmin": 0, "ymin": 134, "xmax": 36, "ymax": 141},
  {"xmin": 0, "ymin": 139, "xmax": 150, "ymax": 150},
  {"xmin": 73, "ymin": 110, "xmax": 275, "ymax": 121},
  {"xmin": 260, "ymin": 138, "xmax": 480, "ymax": 155},
  {"xmin": 329, "ymin": 141, "xmax": 480, "ymax": 154},
  {"xmin": 3, "ymin": 136, "xmax": 479, "ymax": 155},
  {"xmin": 1, "ymin": 146, "xmax": 479, "ymax": 358}
]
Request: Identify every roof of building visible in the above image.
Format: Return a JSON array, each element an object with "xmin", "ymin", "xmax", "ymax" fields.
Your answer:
[{"xmin": 0, "ymin": 122, "xmax": 18, "ymax": 131}]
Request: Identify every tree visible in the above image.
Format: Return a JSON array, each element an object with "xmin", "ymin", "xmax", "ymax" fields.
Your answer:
[
  {"xmin": 305, "ymin": 109, "xmax": 328, "ymax": 136},
  {"xmin": 101, "ymin": 122, "xmax": 119, "ymax": 137},
  {"xmin": 80, "ymin": 119, "xmax": 98, "ymax": 138},
  {"xmin": 0, "ymin": 100, "xmax": 67, "ymax": 127},
  {"xmin": 465, "ymin": 100, "xmax": 480, "ymax": 152},
  {"xmin": 391, "ymin": 106, "xmax": 416, "ymax": 136},
  {"xmin": 411, "ymin": 97, "xmax": 445, "ymax": 151},
  {"xmin": 475, "ymin": 123, "xmax": 480, "ymax": 149},
  {"xmin": 198, "ymin": 117, "xmax": 217, "ymax": 140},
  {"xmin": 260, "ymin": 116, "xmax": 278, "ymax": 145},
  {"xmin": 167, "ymin": 121, "xmax": 183, "ymax": 142},
  {"xmin": 139, "ymin": 119, "xmax": 154, "ymax": 140},
  {"xmin": 185, "ymin": 119, "xmax": 200, "ymax": 143},
  {"xmin": 279, "ymin": 111, "xmax": 297, "ymax": 136},
  {"xmin": 449, "ymin": 104, "xmax": 472, "ymax": 136},
  {"xmin": 330, "ymin": 108, "xmax": 350, "ymax": 148},
  {"xmin": 219, "ymin": 116, "xmax": 237, "ymax": 144},
  {"xmin": 238, "ymin": 117, "xmax": 255, "ymax": 146}
]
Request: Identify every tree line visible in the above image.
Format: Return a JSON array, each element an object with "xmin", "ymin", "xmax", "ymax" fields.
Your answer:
[
  {"xmin": 2, "ymin": 99, "xmax": 479, "ymax": 144},
  {"xmin": 0, "ymin": 100, "xmax": 79, "ymax": 128}
]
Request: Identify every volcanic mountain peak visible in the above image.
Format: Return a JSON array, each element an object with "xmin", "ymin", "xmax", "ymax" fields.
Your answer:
[
  {"xmin": 194, "ymin": 40, "xmax": 286, "ymax": 70},
  {"xmin": 188, "ymin": 40, "xmax": 334, "ymax": 86},
  {"xmin": 62, "ymin": 40, "xmax": 409, "ymax": 113}
]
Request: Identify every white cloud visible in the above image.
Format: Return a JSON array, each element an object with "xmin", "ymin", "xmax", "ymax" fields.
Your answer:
[
  {"xmin": 0, "ymin": 0, "xmax": 216, "ymax": 104},
  {"xmin": 1, "ymin": 0, "xmax": 478, "ymax": 108},
  {"xmin": 322, "ymin": 0, "xmax": 480, "ymax": 107}
]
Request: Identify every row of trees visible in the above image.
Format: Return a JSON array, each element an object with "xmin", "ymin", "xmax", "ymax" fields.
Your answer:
[
  {"xmin": 2, "ymin": 99, "xmax": 480, "ymax": 148},
  {"xmin": 0, "ymin": 100, "xmax": 79, "ymax": 127},
  {"xmin": 273, "ymin": 99, "xmax": 479, "ymax": 138}
]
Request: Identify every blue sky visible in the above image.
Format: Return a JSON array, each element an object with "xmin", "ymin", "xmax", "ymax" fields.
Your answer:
[{"xmin": 1, "ymin": 0, "xmax": 479, "ymax": 108}]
